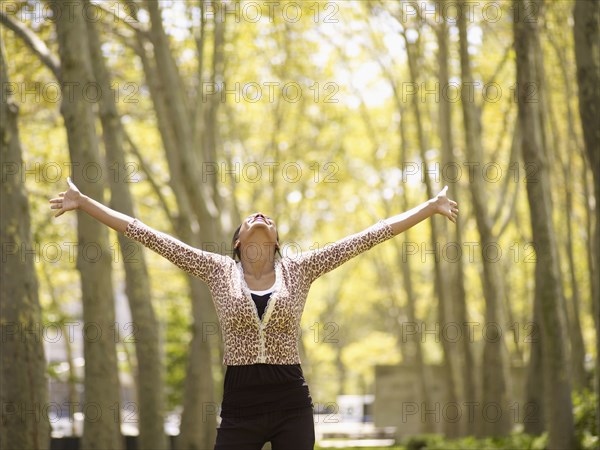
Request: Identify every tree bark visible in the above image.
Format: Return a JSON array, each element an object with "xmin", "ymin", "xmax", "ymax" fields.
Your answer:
[
  {"xmin": 573, "ymin": 0, "xmax": 600, "ymax": 434},
  {"xmin": 350, "ymin": 27, "xmax": 434, "ymax": 429},
  {"xmin": 458, "ymin": 0, "xmax": 512, "ymax": 437},
  {"xmin": 0, "ymin": 38, "xmax": 51, "ymax": 450},
  {"xmin": 436, "ymin": 3, "xmax": 475, "ymax": 435},
  {"xmin": 514, "ymin": 1, "xmax": 577, "ymax": 448},
  {"xmin": 52, "ymin": 1, "xmax": 123, "ymax": 447},
  {"xmin": 523, "ymin": 291, "xmax": 545, "ymax": 435},
  {"xmin": 397, "ymin": 104, "xmax": 433, "ymax": 434},
  {"xmin": 402, "ymin": 28, "xmax": 460, "ymax": 438},
  {"xmin": 546, "ymin": 28, "xmax": 588, "ymax": 391},
  {"xmin": 139, "ymin": 2, "xmax": 222, "ymax": 446},
  {"xmin": 535, "ymin": 15, "xmax": 587, "ymax": 397},
  {"xmin": 84, "ymin": 2, "xmax": 168, "ymax": 448}
]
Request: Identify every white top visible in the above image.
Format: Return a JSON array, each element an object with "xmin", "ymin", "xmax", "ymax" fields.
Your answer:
[{"xmin": 248, "ymin": 284, "xmax": 275, "ymax": 296}]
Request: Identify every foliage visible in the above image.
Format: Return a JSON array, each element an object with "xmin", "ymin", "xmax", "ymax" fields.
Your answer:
[
  {"xmin": 573, "ymin": 389, "xmax": 599, "ymax": 449},
  {"xmin": 162, "ymin": 289, "xmax": 192, "ymax": 411},
  {"xmin": 315, "ymin": 392, "xmax": 600, "ymax": 450},
  {"xmin": 403, "ymin": 432, "xmax": 548, "ymax": 450},
  {"xmin": 315, "ymin": 447, "xmax": 404, "ymax": 450}
]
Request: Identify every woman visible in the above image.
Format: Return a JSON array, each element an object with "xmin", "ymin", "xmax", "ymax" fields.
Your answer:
[{"xmin": 50, "ymin": 177, "xmax": 458, "ymax": 449}]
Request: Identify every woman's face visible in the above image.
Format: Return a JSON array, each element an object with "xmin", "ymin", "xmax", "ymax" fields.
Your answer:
[{"xmin": 236, "ymin": 212, "xmax": 278, "ymax": 248}]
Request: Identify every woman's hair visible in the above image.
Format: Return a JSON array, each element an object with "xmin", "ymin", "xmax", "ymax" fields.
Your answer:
[{"xmin": 231, "ymin": 223, "xmax": 281, "ymax": 261}]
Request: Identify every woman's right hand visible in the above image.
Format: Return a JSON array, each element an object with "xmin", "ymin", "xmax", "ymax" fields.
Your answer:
[{"xmin": 49, "ymin": 177, "xmax": 83, "ymax": 217}]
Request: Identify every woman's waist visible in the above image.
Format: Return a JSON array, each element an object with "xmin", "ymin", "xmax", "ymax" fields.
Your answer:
[
  {"xmin": 223, "ymin": 379, "xmax": 309, "ymax": 398},
  {"xmin": 223, "ymin": 363, "xmax": 306, "ymax": 392}
]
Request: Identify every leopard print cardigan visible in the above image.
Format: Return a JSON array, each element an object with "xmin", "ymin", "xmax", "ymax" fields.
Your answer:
[{"xmin": 124, "ymin": 218, "xmax": 394, "ymax": 365}]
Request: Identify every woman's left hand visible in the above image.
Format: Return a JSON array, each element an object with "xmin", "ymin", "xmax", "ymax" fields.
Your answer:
[{"xmin": 431, "ymin": 185, "xmax": 459, "ymax": 223}]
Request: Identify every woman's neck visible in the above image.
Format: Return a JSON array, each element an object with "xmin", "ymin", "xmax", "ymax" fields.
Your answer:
[
  {"xmin": 241, "ymin": 256, "xmax": 275, "ymax": 280},
  {"xmin": 239, "ymin": 238, "xmax": 276, "ymax": 280}
]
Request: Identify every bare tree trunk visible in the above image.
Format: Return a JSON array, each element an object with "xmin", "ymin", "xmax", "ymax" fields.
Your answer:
[
  {"xmin": 436, "ymin": 3, "xmax": 475, "ymax": 434},
  {"xmin": 52, "ymin": 1, "xmax": 123, "ymax": 447},
  {"xmin": 523, "ymin": 292, "xmax": 545, "ymax": 435},
  {"xmin": 546, "ymin": 27, "xmax": 589, "ymax": 391},
  {"xmin": 178, "ymin": 276, "xmax": 218, "ymax": 450},
  {"xmin": 458, "ymin": 0, "xmax": 511, "ymax": 436},
  {"xmin": 354, "ymin": 33, "xmax": 433, "ymax": 430},
  {"xmin": 140, "ymin": 2, "xmax": 222, "ymax": 446},
  {"xmin": 573, "ymin": 0, "xmax": 600, "ymax": 434},
  {"xmin": 537, "ymin": 22, "xmax": 587, "ymax": 396},
  {"xmin": 144, "ymin": 0, "xmax": 219, "ymax": 230},
  {"xmin": 560, "ymin": 145, "xmax": 588, "ymax": 392},
  {"xmin": 318, "ymin": 281, "xmax": 348, "ymax": 398},
  {"xmin": 198, "ymin": 0, "xmax": 228, "ymax": 388},
  {"xmin": 0, "ymin": 39, "xmax": 51, "ymax": 450},
  {"xmin": 84, "ymin": 2, "xmax": 167, "ymax": 447},
  {"xmin": 402, "ymin": 29, "xmax": 459, "ymax": 438},
  {"xmin": 397, "ymin": 105, "xmax": 433, "ymax": 434},
  {"xmin": 514, "ymin": 1, "xmax": 577, "ymax": 448}
]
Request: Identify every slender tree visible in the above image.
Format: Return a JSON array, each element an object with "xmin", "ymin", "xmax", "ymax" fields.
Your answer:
[
  {"xmin": 573, "ymin": 1, "xmax": 600, "ymax": 434},
  {"xmin": 514, "ymin": 1, "xmax": 577, "ymax": 448},
  {"xmin": 435, "ymin": 2, "xmax": 475, "ymax": 434},
  {"xmin": 457, "ymin": 1, "xmax": 512, "ymax": 436},
  {"xmin": 402, "ymin": 25, "xmax": 460, "ymax": 438},
  {"xmin": 84, "ymin": 1, "xmax": 168, "ymax": 447},
  {"xmin": 546, "ymin": 27, "xmax": 588, "ymax": 390},
  {"xmin": 523, "ymin": 289, "xmax": 545, "ymax": 435},
  {"xmin": 139, "ymin": 1, "xmax": 226, "ymax": 446},
  {"xmin": 0, "ymin": 38, "xmax": 51, "ymax": 450},
  {"xmin": 342, "ymin": 25, "xmax": 434, "ymax": 427},
  {"xmin": 52, "ymin": 1, "xmax": 123, "ymax": 447}
]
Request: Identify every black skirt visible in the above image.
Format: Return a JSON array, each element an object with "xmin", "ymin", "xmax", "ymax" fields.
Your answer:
[{"xmin": 220, "ymin": 363, "xmax": 313, "ymax": 418}]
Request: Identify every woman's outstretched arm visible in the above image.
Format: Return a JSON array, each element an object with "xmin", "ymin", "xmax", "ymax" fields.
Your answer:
[
  {"xmin": 384, "ymin": 185, "xmax": 458, "ymax": 236},
  {"xmin": 297, "ymin": 186, "xmax": 459, "ymax": 282},
  {"xmin": 50, "ymin": 177, "xmax": 231, "ymax": 284},
  {"xmin": 49, "ymin": 177, "xmax": 132, "ymax": 233}
]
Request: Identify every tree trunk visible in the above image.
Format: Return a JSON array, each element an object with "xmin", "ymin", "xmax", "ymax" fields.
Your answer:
[
  {"xmin": 436, "ymin": 3, "xmax": 475, "ymax": 435},
  {"xmin": 458, "ymin": 0, "xmax": 511, "ymax": 436},
  {"xmin": 514, "ymin": 1, "xmax": 577, "ymax": 448},
  {"xmin": 84, "ymin": 2, "xmax": 168, "ymax": 448},
  {"xmin": 144, "ymin": 0, "xmax": 219, "ymax": 230},
  {"xmin": 402, "ymin": 29, "xmax": 460, "ymax": 438},
  {"xmin": 140, "ymin": 2, "xmax": 222, "ymax": 446},
  {"xmin": 52, "ymin": 1, "xmax": 123, "ymax": 447},
  {"xmin": 523, "ymin": 291, "xmax": 545, "ymax": 435},
  {"xmin": 537, "ymin": 18, "xmax": 588, "ymax": 395},
  {"xmin": 546, "ymin": 28, "xmax": 589, "ymax": 391},
  {"xmin": 397, "ymin": 104, "xmax": 433, "ymax": 434},
  {"xmin": 177, "ymin": 275, "xmax": 218, "ymax": 450},
  {"xmin": 349, "ymin": 33, "xmax": 434, "ymax": 430},
  {"xmin": 0, "ymin": 38, "xmax": 51, "ymax": 450},
  {"xmin": 573, "ymin": 0, "xmax": 600, "ymax": 434},
  {"xmin": 560, "ymin": 139, "xmax": 588, "ymax": 392},
  {"xmin": 198, "ymin": 0, "xmax": 228, "ymax": 388}
]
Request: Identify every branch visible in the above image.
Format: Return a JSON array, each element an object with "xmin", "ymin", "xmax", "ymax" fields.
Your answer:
[
  {"xmin": 496, "ymin": 178, "xmax": 520, "ymax": 239},
  {"xmin": 0, "ymin": 11, "xmax": 61, "ymax": 81},
  {"xmin": 89, "ymin": 0, "xmax": 149, "ymax": 38},
  {"xmin": 495, "ymin": 126, "xmax": 521, "ymax": 238},
  {"xmin": 108, "ymin": 24, "xmax": 144, "ymax": 57},
  {"xmin": 491, "ymin": 121, "xmax": 518, "ymax": 226}
]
